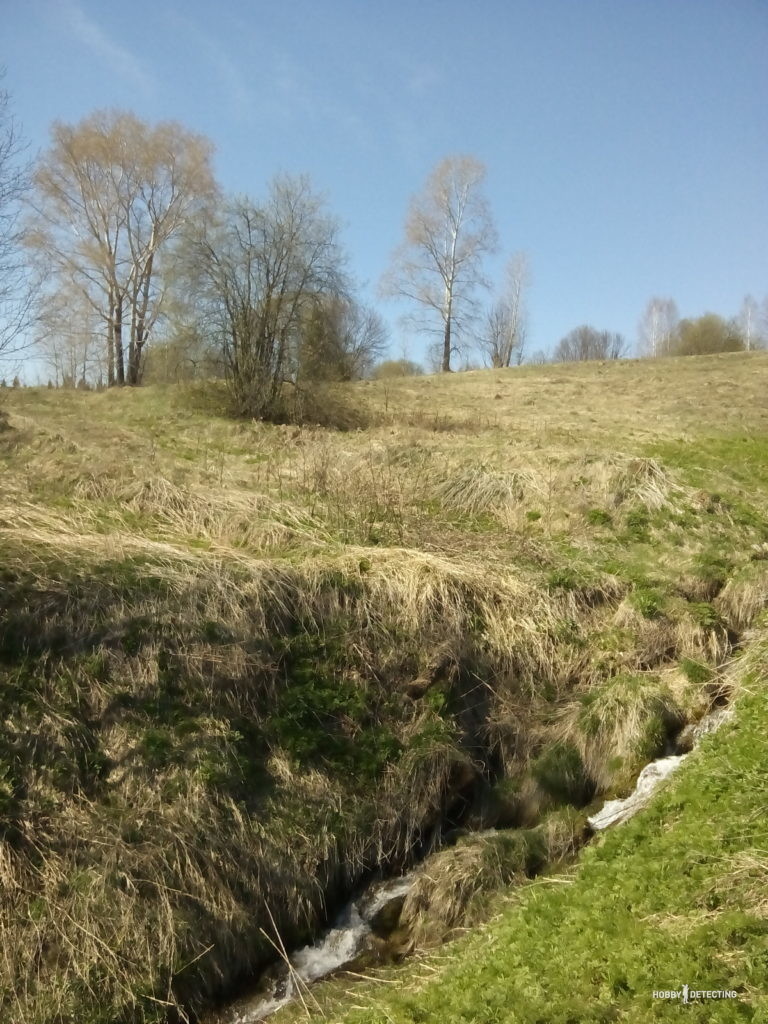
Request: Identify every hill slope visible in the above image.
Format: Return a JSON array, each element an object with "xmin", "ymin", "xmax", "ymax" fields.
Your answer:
[{"xmin": 0, "ymin": 352, "xmax": 767, "ymax": 1023}]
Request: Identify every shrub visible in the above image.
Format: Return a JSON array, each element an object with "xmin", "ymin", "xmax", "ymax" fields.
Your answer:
[{"xmin": 371, "ymin": 358, "xmax": 425, "ymax": 379}]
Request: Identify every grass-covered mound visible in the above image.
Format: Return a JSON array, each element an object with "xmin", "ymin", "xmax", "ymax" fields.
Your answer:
[{"xmin": 0, "ymin": 352, "xmax": 767, "ymax": 1022}]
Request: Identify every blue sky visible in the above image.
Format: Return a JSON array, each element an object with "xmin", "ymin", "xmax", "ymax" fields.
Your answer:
[{"xmin": 4, "ymin": 0, "xmax": 768, "ymax": 366}]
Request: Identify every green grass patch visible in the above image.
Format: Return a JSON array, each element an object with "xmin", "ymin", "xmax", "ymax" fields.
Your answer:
[
  {"xmin": 629, "ymin": 585, "xmax": 665, "ymax": 619},
  {"xmin": 530, "ymin": 742, "xmax": 594, "ymax": 806},
  {"xmin": 622, "ymin": 505, "xmax": 651, "ymax": 543},
  {"xmin": 586, "ymin": 507, "xmax": 613, "ymax": 527}
]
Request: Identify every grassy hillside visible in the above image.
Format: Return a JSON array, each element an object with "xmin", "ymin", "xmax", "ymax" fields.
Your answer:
[{"xmin": 1, "ymin": 352, "xmax": 767, "ymax": 1023}]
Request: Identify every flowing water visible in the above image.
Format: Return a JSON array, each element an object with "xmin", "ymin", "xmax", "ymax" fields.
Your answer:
[
  {"xmin": 221, "ymin": 874, "xmax": 414, "ymax": 1023},
  {"xmin": 588, "ymin": 706, "xmax": 734, "ymax": 831}
]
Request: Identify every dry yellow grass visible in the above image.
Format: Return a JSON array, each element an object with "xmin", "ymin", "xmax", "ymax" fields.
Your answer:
[{"xmin": 0, "ymin": 351, "xmax": 767, "ymax": 1023}]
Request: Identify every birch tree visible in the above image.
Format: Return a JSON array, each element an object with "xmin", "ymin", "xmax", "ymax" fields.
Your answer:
[
  {"xmin": 480, "ymin": 251, "xmax": 529, "ymax": 367},
  {"xmin": 0, "ymin": 72, "xmax": 33, "ymax": 367},
  {"xmin": 382, "ymin": 155, "xmax": 496, "ymax": 372},
  {"xmin": 637, "ymin": 297, "xmax": 679, "ymax": 358},
  {"xmin": 738, "ymin": 294, "xmax": 761, "ymax": 352},
  {"xmin": 27, "ymin": 110, "xmax": 216, "ymax": 386}
]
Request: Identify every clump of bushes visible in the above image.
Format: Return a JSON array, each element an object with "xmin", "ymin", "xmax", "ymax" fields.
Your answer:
[{"xmin": 371, "ymin": 359, "xmax": 425, "ymax": 379}]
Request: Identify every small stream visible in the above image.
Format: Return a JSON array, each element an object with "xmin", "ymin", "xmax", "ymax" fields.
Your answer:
[
  {"xmin": 217, "ymin": 705, "xmax": 734, "ymax": 1023},
  {"xmin": 221, "ymin": 875, "xmax": 414, "ymax": 1023},
  {"xmin": 587, "ymin": 706, "xmax": 733, "ymax": 830}
]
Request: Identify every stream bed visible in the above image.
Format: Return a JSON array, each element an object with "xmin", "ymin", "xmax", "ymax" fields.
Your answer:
[
  {"xmin": 216, "ymin": 705, "xmax": 734, "ymax": 1023},
  {"xmin": 220, "ymin": 874, "xmax": 414, "ymax": 1023}
]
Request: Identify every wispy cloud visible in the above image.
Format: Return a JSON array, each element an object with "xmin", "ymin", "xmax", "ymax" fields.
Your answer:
[
  {"xmin": 405, "ymin": 63, "xmax": 442, "ymax": 98},
  {"xmin": 59, "ymin": 0, "xmax": 156, "ymax": 97},
  {"xmin": 162, "ymin": 9, "xmax": 256, "ymax": 121}
]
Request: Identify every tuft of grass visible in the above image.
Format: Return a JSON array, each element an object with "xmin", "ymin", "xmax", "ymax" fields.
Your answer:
[
  {"xmin": 553, "ymin": 672, "xmax": 686, "ymax": 792},
  {"xmin": 398, "ymin": 828, "xmax": 548, "ymax": 947},
  {"xmin": 433, "ymin": 464, "xmax": 531, "ymax": 515},
  {"xmin": 679, "ymin": 656, "xmax": 714, "ymax": 686},
  {"xmin": 530, "ymin": 741, "xmax": 594, "ymax": 806},
  {"xmin": 629, "ymin": 584, "xmax": 665, "ymax": 619},
  {"xmin": 623, "ymin": 505, "xmax": 651, "ymax": 543}
]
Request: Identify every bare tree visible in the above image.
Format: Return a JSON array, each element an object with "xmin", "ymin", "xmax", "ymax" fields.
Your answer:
[
  {"xmin": 381, "ymin": 155, "xmax": 497, "ymax": 372},
  {"xmin": 337, "ymin": 300, "xmax": 389, "ymax": 379},
  {"xmin": 637, "ymin": 297, "xmax": 679, "ymax": 358},
  {"xmin": 26, "ymin": 110, "xmax": 216, "ymax": 387},
  {"xmin": 480, "ymin": 251, "xmax": 529, "ymax": 367},
  {"xmin": 528, "ymin": 349, "xmax": 549, "ymax": 365},
  {"xmin": 738, "ymin": 294, "xmax": 762, "ymax": 352},
  {"xmin": 0, "ymin": 71, "xmax": 33, "ymax": 369},
  {"xmin": 554, "ymin": 325, "xmax": 626, "ymax": 362},
  {"xmin": 300, "ymin": 295, "xmax": 388, "ymax": 382},
  {"xmin": 191, "ymin": 177, "xmax": 346, "ymax": 419},
  {"xmin": 37, "ymin": 285, "xmax": 104, "ymax": 386}
]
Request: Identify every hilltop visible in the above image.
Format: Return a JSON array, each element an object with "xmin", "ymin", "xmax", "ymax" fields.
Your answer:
[{"xmin": 1, "ymin": 352, "xmax": 767, "ymax": 1023}]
